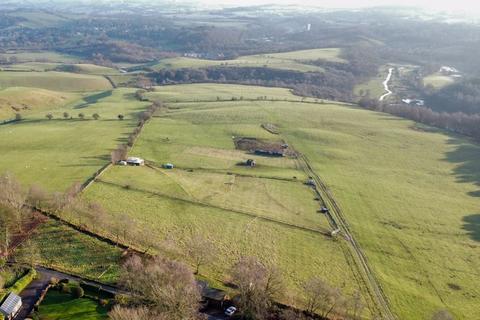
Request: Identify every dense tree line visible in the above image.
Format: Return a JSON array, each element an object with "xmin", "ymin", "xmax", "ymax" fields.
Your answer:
[
  {"xmin": 359, "ymin": 98, "xmax": 480, "ymax": 141},
  {"xmin": 149, "ymin": 67, "xmax": 356, "ymax": 102},
  {"xmin": 424, "ymin": 78, "xmax": 480, "ymax": 115}
]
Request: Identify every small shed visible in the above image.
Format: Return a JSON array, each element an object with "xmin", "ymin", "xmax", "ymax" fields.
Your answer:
[
  {"xmin": 246, "ymin": 159, "xmax": 256, "ymax": 167},
  {"xmin": 126, "ymin": 157, "xmax": 145, "ymax": 166},
  {"xmin": 0, "ymin": 292, "xmax": 22, "ymax": 320},
  {"xmin": 305, "ymin": 178, "xmax": 315, "ymax": 186},
  {"xmin": 163, "ymin": 163, "xmax": 174, "ymax": 169}
]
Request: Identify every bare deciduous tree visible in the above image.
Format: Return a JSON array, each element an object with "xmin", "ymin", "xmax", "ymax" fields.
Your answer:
[
  {"xmin": 303, "ymin": 277, "xmax": 343, "ymax": 319},
  {"xmin": 187, "ymin": 234, "xmax": 216, "ymax": 275},
  {"xmin": 0, "ymin": 172, "xmax": 27, "ymax": 211},
  {"xmin": 26, "ymin": 184, "xmax": 48, "ymax": 208},
  {"xmin": 109, "ymin": 306, "xmax": 156, "ymax": 320},
  {"xmin": 111, "ymin": 144, "xmax": 128, "ymax": 164},
  {"xmin": 119, "ymin": 255, "xmax": 202, "ymax": 320},
  {"xmin": 231, "ymin": 256, "xmax": 284, "ymax": 320},
  {"xmin": 0, "ymin": 204, "xmax": 20, "ymax": 256},
  {"xmin": 344, "ymin": 290, "xmax": 365, "ymax": 320},
  {"xmin": 280, "ymin": 309, "xmax": 307, "ymax": 320}
]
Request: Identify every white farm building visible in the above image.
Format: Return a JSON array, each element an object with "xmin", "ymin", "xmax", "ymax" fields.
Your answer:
[
  {"xmin": 0, "ymin": 292, "xmax": 22, "ymax": 320},
  {"xmin": 126, "ymin": 157, "xmax": 145, "ymax": 166}
]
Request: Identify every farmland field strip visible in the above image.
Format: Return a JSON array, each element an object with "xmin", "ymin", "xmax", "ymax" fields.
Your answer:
[
  {"xmin": 297, "ymin": 154, "xmax": 396, "ymax": 320},
  {"xmin": 159, "ymin": 99, "xmax": 353, "ymax": 107},
  {"xmin": 146, "ymin": 163, "xmax": 302, "ymax": 183},
  {"xmin": 96, "ymin": 179, "xmax": 332, "ymax": 237}
]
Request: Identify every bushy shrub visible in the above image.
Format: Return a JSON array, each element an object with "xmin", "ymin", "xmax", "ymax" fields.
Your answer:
[
  {"xmin": 71, "ymin": 286, "xmax": 84, "ymax": 298},
  {"xmin": 60, "ymin": 283, "xmax": 71, "ymax": 294},
  {"xmin": 99, "ymin": 299, "xmax": 109, "ymax": 307},
  {"xmin": 114, "ymin": 293, "xmax": 129, "ymax": 306},
  {"xmin": 49, "ymin": 277, "xmax": 59, "ymax": 285}
]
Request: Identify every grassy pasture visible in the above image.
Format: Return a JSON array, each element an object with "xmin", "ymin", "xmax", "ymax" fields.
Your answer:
[
  {"xmin": 84, "ymin": 83, "xmax": 480, "ymax": 319},
  {"xmin": 9, "ymin": 11, "xmax": 69, "ymax": 28},
  {"xmin": 146, "ymin": 83, "xmax": 335, "ymax": 103},
  {"xmin": 273, "ymin": 104, "xmax": 480, "ymax": 319},
  {"xmin": 423, "ymin": 72, "xmax": 456, "ymax": 89},
  {"xmin": 18, "ymin": 220, "xmax": 123, "ymax": 284},
  {"xmin": 354, "ymin": 65, "xmax": 388, "ymax": 99},
  {"xmin": 0, "ymin": 71, "xmax": 112, "ymax": 91},
  {"xmin": 56, "ymin": 64, "xmax": 121, "ymax": 75},
  {"xmin": 0, "ymin": 51, "xmax": 79, "ymax": 63},
  {"xmin": 37, "ymin": 286, "xmax": 108, "ymax": 320},
  {"xmin": 3, "ymin": 63, "xmax": 120, "ymax": 76},
  {"xmin": 0, "ymin": 87, "xmax": 79, "ymax": 120},
  {"xmin": 97, "ymin": 166, "xmax": 329, "ymax": 231},
  {"xmin": 84, "ymin": 178, "xmax": 358, "ymax": 303},
  {"xmin": 152, "ymin": 48, "xmax": 345, "ymax": 72},
  {"xmin": 0, "ymin": 88, "xmax": 149, "ymax": 191},
  {"xmin": 2, "ymin": 62, "xmax": 61, "ymax": 72}
]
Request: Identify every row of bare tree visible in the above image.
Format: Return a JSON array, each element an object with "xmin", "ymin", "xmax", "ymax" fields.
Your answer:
[
  {"xmin": 109, "ymin": 254, "xmax": 365, "ymax": 320},
  {"xmin": 359, "ymin": 98, "xmax": 480, "ymax": 141},
  {"xmin": 111, "ymin": 100, "xmax": 163, "ymax": 163}
]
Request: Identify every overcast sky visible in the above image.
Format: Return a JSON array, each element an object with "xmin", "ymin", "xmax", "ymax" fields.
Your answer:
[{"xmin": 193, "ymin": 0, "xmax": 478, "ymax": 14}]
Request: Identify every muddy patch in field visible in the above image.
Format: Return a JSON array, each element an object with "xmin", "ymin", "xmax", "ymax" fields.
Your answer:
[{"xmin": 234, "ymin": 137, "xmax": 297, "ymax": 157}]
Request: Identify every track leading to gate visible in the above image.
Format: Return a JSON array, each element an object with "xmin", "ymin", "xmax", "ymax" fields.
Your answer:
[{"xmin": 297, "ymin": 154, "xmax": 396, "ymax": 320}]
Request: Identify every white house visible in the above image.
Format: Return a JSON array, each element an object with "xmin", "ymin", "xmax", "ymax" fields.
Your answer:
[
  {"xmin": 0, "ymin": 292, "xmax": 22, "ymax": 320},
  {"xmin": 126, "ymin": 157, "xmax": 145, "ymax": 166}
]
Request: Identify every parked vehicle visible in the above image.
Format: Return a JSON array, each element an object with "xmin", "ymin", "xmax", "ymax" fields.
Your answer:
[{"xmin": 225, "ymin": 306, "xmax": 237, "ymax": 317}]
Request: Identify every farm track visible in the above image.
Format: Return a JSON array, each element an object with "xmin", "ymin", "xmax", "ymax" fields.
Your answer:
[
  {"xmin": 96, "ymin": 179, "xmax": 333, "ymax": 238},
  {"xmin": 297, "ymin": 154, "xmax": 396, "ymax": 320},
  {"xmin": 146, "ymin": 163, "xmax": 302, "ymax": 183}
]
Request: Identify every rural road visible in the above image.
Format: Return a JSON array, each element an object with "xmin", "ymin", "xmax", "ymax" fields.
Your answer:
[
  {"xmin": 379, "ymin": 67, "xmax": 394, "ymax": 101},
  {"xmin": 14, "ymin": 271, "xmax": 49, "ymax": 320}
]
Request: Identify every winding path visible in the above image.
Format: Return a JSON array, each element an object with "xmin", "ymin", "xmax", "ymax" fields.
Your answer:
[{"xmin": 379, "ymin": 67, "xmax": 394, "ymax": 101}]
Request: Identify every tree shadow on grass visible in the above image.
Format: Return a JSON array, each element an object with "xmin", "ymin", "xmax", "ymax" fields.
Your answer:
[
  {"xmin": 462, "ymin": 214, "xmax": 480, "ymax": 242},
  {"xmin": 74, "ymin": 90, "xmax": 113, "ymax": 109},
  {"xmin": 444, "ymin": 138, "xmax": 480, "ymax": 198}
]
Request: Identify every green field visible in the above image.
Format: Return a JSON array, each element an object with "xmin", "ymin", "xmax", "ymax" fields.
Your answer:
[
  {"xmin": 0, "ymin": 71, "xmax": 112, "ymax": 92},
  {"xmin": 152, "ymin": 48, "xmax": 345, "ymax": 72},
  {"xmin": 83, "ymin": 84, "xmax": 480, "ymax": 319},
  {"xmin": 9, "ymin": 11, "xmax": 70, "ymax": 28},
  {"xmin": 423, "ymin": 72, "xmax": 456, "ymax": 89},
  {"xmin": 84, "ymin": 176, "xmax": 357, "ymax": 303},
  {"xmin": 0, "ymin": 51, "xmax": 79, "ymax": 63},
  {"xmin": 354, "ymin": 66, "xmax": 388, "ymax": 99},
  {"xmin": 0, "ymin": 87, "xmax": 79, "ymax": 120},
  {"xmin": 19, "ymin": 220, "xmax": 123, "ymax": 284},
  {"xmin": 0, "ymin": 88, "xmax": 149, "ymax": 191},
  {"xmin": 37, "ymin": 286, "xmax": 108, "ymax": 320},
  {"xmin": 145, "ymin": 83, "xmax": 339, "ymax": 104}
]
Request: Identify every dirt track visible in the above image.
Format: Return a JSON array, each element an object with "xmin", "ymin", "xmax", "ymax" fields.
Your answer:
[{"xmin": 297, "ymin": 154, "xmax": 396, "ymax": 320}]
